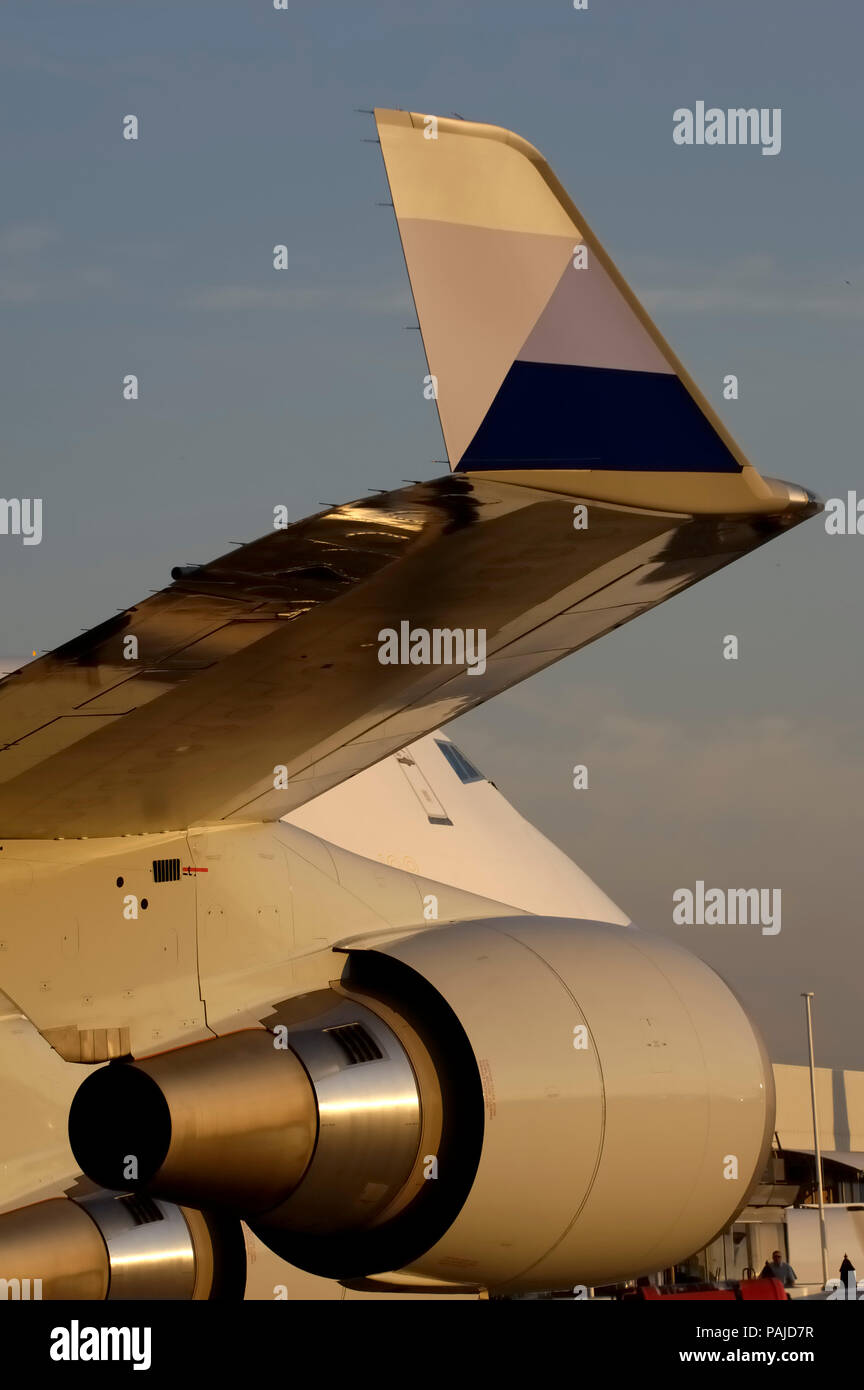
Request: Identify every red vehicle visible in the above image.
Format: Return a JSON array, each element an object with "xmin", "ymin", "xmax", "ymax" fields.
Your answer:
[{"xmin": 631, "ymin": 1278, "xmax": 787, "ymax": 1301}]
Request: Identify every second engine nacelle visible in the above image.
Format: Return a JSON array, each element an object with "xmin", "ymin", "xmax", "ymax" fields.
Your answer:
[{"xmin": 0, "ymin": 1190, "xmax": 244, "ymax": 1299}]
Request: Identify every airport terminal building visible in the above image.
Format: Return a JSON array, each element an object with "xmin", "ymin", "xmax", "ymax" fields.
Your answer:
[{"xmin": 695, "ymin": 1064, "xmax": 864, "ymax": 1294}]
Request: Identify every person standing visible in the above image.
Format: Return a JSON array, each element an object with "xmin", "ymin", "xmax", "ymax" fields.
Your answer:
[{"xmin": 759, "ymin": 1249, "xmax": 797, "ymax": 1287}]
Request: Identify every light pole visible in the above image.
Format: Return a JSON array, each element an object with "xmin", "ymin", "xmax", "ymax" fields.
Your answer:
[{"xmin": 802, "ymin": 992, "xmax": 829, "ymax": 1289}]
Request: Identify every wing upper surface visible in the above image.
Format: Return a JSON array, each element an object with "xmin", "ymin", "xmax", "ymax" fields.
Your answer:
[{"xmin": 0, "ymin": 476, "xmax": 817, "ymax": 837}]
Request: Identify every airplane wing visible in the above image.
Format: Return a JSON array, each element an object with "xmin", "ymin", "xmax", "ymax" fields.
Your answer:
[{"xmin": 0, "ymin": 110, "xmax": 820, "ymax": 840}]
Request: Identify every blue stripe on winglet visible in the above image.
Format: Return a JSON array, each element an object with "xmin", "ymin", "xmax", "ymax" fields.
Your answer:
[{"xmin": 457, "ymin": 361, "xmax": 742, "ymax": 473}]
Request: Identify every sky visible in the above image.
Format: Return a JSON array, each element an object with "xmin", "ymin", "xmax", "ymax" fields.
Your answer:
[{"xmin": 0, "ymin": 0, "xmax": 862, "ymax": 1068}]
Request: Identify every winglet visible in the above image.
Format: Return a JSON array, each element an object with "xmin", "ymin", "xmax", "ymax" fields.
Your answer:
[{"xmin": 375, "ymin": 108, "xmax": 814, "ymax": 517}]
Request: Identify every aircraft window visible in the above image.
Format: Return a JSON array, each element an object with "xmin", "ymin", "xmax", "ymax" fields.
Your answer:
[{"xmin": 434, "ymin": 740, "xmax": 485, "ymax": 784}]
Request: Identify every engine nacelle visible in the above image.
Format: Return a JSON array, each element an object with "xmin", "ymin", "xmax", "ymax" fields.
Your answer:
[
  {"xmin": 350, "ymin": 917, "xmax": 774, "ymax": 1292},
  {"xmin": 0, "ymin": 1190, "xmax": 245, "ymax": 1299},
  {"xmin": 68, "ymin": 917, "xmax": 773, "ymax": 1293}
]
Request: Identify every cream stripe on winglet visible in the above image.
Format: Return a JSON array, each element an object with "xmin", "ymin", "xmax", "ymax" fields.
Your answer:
[{"xmin": 375, "ymin": 108, "xmax": 578, "ymax": 235}]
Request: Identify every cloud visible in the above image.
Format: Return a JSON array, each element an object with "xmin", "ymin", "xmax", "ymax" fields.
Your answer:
[
  {"xmin": 0, "ymin": 280, "xmax": 50, "ymax": 303},
  {"xmin": 0, "ymin": 223, "xmax": 120, "ymax": 304},
  {"xmin": 458, "ymin": 682, "xmax": 861, "ymax": 830},
  {"xmin": 0, "ymin": 223, "xmax": 59, "ymax": 255},
  {"xmin": 638, "ymin": 285, "xmax": 864, "ymax": 319},
  {"xmin": 186, "ymin": 281, "xmax": 412, "ymax": 313},
  {"xmin": 580, "ymin": 709, "xmax": 858, "ymax": 822},
  {"xmin": 622, "ymin": 251, "xmax": 864, "ymax": 320}
]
